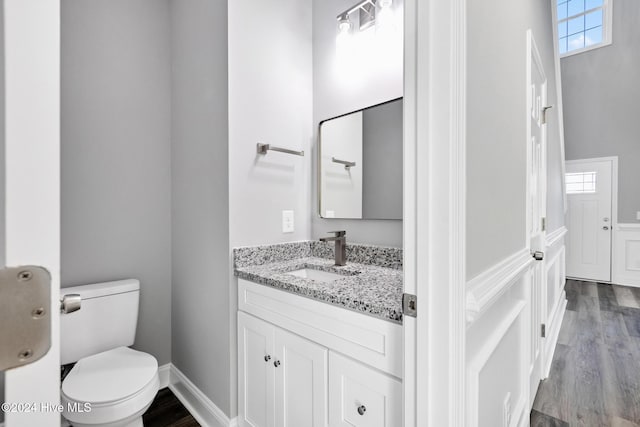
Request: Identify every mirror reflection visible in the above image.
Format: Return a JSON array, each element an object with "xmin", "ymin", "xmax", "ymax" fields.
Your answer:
[{"xmin": 319, "ymin": 98, "xmax": 402, "ymax": 220}]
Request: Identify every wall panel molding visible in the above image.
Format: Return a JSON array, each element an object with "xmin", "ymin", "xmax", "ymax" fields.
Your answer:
[
  {"xmin": 466, "ymin": 249, "xmax": 533, "ymax": 324},
  {"xmin": 613, "ymin": 223, "xmax": 640, "ymax": 287}
]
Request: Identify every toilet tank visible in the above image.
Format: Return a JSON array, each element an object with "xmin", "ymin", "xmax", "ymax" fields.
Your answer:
[{"xmin": 61, "ymin": 279, "xmax": 140, "ymax": 365}]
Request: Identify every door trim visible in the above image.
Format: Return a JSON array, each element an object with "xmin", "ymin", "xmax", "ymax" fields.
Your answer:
[
  {"xmin": 3, "ymin": 1, "xmax": 61, "ymax": 426},
  {"xmin": 403, "ymin": 0, "xmax": 467, "ymax": 425},
  {"xmin": 565, "ymin": 156, "xmax": 618, "ymax": 283}
]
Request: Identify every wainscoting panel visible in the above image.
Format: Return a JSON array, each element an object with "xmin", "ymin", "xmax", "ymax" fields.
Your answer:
[
  {"xmin": 613, "ymin": 224, "xmax": 640, "ymax": 287},
  {"xmin": 465, "ymin": 228, "xmax": 567, "ymax": 427},
  {"xmin": 542, "ymin": 228, "xmax": 567, "ymax": 377},
  {"xmin": 466, "ymin": 268, "xmax": 529, "ymax": 427}
]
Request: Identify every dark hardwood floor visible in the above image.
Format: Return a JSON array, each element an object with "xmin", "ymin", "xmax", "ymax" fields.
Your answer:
[
  {"xmin": 143, "ymin": 388, "xmax": 200, "ymax": 427},
  {"xmin": 532, "ymin": 279, "xmax": 640, "ymax": 426}
]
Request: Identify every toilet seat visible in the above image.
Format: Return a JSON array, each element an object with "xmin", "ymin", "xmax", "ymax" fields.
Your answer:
[{"xmin": 62, "ymin": 347, "xmax": 159, "ymax": 426}]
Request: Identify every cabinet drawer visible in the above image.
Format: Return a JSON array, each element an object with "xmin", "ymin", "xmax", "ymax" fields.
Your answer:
[{"xmin": 329, "ymin": 352, "xmax": 402, "ymax": 427}]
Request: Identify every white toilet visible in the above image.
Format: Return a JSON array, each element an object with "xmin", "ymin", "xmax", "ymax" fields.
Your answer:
[{"xmin": 60, "ymin": 279, "xmax": 160, "ymax": 427}]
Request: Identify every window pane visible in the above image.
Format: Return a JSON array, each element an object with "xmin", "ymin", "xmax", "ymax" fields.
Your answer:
[
  {"xmin": 568, "ymin": 32, "xmax": 585, "ymax": 50},
  {"xmin": 585, "ymin": 26, "xmax": 603, "ymax": 45},
  {"xmin": 586, "ymin": 0, "xmax": 603, "ymax": 10},
  {"xmin": 558, "ymin": 2, "xmax": 568, "ymax": 20},
  {"xmin": 568, "ymin": 16, "xmax": 585, "ymax": 34},
  {"xmin": 558, "ymin": 21, "xmax": 568, "ymax": 37},
  {"xmin": 559, "ymin": 37, "xmax": 568, "ymax": 54},
  {"xmin": 585, "ymin": 9, "xmax": 603, "ymax": 29},
  {"xmin": 566, "ymin": 172, "xmax": 597, "ymax": 194},
  {"xmin": 568, "ymin": 0, "xmax": 585, "ymax": 17}
]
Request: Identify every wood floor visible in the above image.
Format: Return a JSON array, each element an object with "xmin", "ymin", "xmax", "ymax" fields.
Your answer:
[
  {"xmin": 143, "ymin": 388, "xmax": 200, "ymax": 427},
  {"xmin": 532, "ymin": 279, "xmax": 640, "ymax": 426}
]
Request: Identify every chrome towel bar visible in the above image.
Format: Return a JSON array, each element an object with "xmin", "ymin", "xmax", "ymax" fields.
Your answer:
[
  {"xmin": 257, "ymin": 143, "xmax": 304, "ymax": 157},
  {"xmin": 332, "ymin": 157, "xmax": 356, "ymax": 170}
]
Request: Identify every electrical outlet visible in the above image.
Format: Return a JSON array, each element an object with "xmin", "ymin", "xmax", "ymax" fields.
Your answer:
[
  {"xmin": 282, "ymin": 210, "xmax": 294, "ymax": 233},
  {"xmin": 503, "ymin": 392, "xmax": 512, "ymax": 427}
]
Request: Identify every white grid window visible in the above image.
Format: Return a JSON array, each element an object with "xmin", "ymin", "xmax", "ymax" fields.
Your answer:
[
  {"xmin": 566, "ymin": 171, "xmax": 597, "ymax": 194},
  {"xmin": 556, "ymin": 0, "xmax": 612, "ymax": 57}
]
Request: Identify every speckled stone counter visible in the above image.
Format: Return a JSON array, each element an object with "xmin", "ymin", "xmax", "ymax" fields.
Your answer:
[{"xmin": 233, "ymin": 241, "xmax": 403, "ymax": 323}]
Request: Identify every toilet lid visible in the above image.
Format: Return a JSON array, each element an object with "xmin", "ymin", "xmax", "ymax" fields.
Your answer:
[{"xmin": 62, "ymin": 346, "xmax": 158, "ymax": 404}]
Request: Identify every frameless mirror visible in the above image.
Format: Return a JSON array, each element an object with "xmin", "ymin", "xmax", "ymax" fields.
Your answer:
[{"xmin": 319, "ymin": 98, "xmax": 402, "ymax": 220}]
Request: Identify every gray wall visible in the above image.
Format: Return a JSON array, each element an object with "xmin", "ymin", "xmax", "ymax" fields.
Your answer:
[
  {"xmin": 466, "ymin": 0, "xmax": 565, "ymax": 278},
  {"xmin": 312, "ymin": 0, "xmax": 403, "ymax": 247},
  {"xmin": 362, "ymin": 100, "xmax": 403, "ymax": 219},
  {"xmin": 61, "ymin": 0, "xmax": 172, "ymax": 365},
  {"xmin": 562, "ymin": 0, "xmax": 640, "ymax": 223},
  {"xmin": 170, "ymin": 0, "xmax": 231, "ymax": 417}
]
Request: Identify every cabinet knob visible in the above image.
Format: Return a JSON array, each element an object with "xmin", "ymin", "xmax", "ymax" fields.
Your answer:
[
  {"xmin": 264, "ymin": 355, "xmax": 271, "ymax": 362},
  {"xmin": 357, "ymin": 405, "xmax": 366, "ymax": 416},
  {"xmin": 274, "ymin": 360, "xmax": 281, "ymax": 368}
]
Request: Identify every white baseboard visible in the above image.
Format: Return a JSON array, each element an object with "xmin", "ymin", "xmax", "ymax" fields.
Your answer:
[
  {"xmin": 167, "ymin": 364, "xmax": 237, "ymax": 427},
  {"xmin": 158, "ymin": 363, "xmax": 171, "ymax": 389}
]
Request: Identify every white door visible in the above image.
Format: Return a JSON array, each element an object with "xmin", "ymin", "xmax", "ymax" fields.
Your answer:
[
  {"xmin": 527, "ymin": 32, "xmax": 547, "ymax": 406},
  {"xmin": 238, "ymin": 312, "xmax": 275, "ymax": 427},
  {"xmin": 2, "ymin": 1, "xmax": 61, "ymax": 427},
  {"xmin": 273, "ymin": 328, "xmax": 327, "ymax": 427},
  {"xmin": 566, "ymin": 159, "xmax": 614, "ymax": 282}
]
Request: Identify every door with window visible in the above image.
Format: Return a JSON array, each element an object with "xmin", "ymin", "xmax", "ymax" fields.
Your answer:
[{"xmin": 565, "ymin": 158, "xmax": 614, "ymax": 282}]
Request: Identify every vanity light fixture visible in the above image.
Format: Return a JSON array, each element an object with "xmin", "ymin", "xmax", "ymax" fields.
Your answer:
[
  {"xmin": 336, "ymin": 0, "xmax": 394, "ymax": 43},
  {"xmin": 336, "ymin": 0, "xmax": 377, "ymax": 33}
]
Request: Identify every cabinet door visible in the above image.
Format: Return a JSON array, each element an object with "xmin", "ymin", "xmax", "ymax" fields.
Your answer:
[
  {"xmin": 329, "ymin": 352, "xmax": 402, "ymax": 427},
  {"xmin": 274, "ymin": 328, "xmax": 328, "ymax": 427},
  {"xmin": 238, "ymin": 312, "xmax": 275, "ymax": 427}
]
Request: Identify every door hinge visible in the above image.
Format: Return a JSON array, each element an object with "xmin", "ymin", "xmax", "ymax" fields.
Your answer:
[
  {"xmin": 0, "ymin": 266, "xmax": 52, "ymax": 371},
  {"xmin": 542, "ymin": 105, "xmax": 553, "ymax": 124},
  {"xmin": 402, "ymin": 293, "xmax": 417, "ymax": 317},
  {"xmin": 541, "ymin": 323, "xmax": 546, "ymax": 338},
  {"xmin": 541, "ymin": 217, "xmax": 546, "ymax": 232}
]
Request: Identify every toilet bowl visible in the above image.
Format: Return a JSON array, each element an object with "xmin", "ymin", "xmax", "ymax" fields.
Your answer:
[{"xmin": 60, "ymin": 280, "xmax": 159, "ymax": 427}]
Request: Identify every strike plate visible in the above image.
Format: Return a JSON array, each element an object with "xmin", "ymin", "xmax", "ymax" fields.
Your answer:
[{"xmin": 0, "ymin": 266, "xmax": 51, "ymax": 371}]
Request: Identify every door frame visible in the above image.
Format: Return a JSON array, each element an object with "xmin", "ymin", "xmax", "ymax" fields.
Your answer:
[
  {"xmin": 565, "ymin": 156, "xmax": 618, "ymax": 283},
  {"xmin": 3, "ymin": 1, "xmax": 61, "ymax": 426},
  {"xmin": 403, "ymin": 0, "xmax": 467, "ymax": 426}
]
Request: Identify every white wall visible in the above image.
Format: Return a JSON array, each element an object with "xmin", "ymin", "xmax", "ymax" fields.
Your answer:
[
  {"xmin": 312, "ymin": 0, "xmax": 403, "ymax": 247},
  {"xmin": 466, "ymin": 0, "xmax": 565, "ymax": 279},
  {"xmin": 229, "ymin": 0, "xmax": 313, "ymax": 248},
  {"xmin": 170, "ymin": 0, "xmax": 231, "ymax": 417},
  {"xmin": 464, "ymin": 0, "xmax": 567, "ymax": 424},
  {"xmin": 228, "ymin": 0, "xmax": 314, "ymax": 418},
  {"xmin": 61, "ymin": 0, "xmax": 172, "ymax": 365},
  {"xmin": 562, "ymin": 0, "xmax": 640, "ymax": 223}
]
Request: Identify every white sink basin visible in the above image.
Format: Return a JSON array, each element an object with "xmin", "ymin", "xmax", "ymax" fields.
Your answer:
[{"xmin": 285, "ymin": 268, "xmax": 346, "ymax": 283}]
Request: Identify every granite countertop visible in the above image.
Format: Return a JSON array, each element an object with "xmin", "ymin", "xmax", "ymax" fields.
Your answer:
[{"xmin": 234, "ymin": 241, "xmax": 403, "ymax": 323}]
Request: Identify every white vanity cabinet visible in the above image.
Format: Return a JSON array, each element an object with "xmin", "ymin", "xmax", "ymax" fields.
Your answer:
[
  {"xmin": 237, "ymin": 278, "xmax": 403, "ymax": 427},
  {"xmin": 238, "ymin": 312, "xmax": 327, "ymax": 427}
]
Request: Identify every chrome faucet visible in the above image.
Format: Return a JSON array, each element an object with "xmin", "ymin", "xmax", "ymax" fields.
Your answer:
[{"xmin": 319, "ymin": 230, "xmax": 347, "ymax": 266}]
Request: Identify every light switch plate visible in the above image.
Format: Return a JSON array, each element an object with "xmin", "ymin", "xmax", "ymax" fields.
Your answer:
[{"xmin": 282, "ymin": 210, "xmax": 294, "ymax": 233}]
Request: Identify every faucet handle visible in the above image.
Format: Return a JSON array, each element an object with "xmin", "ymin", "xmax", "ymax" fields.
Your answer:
[{"xmin": 327, "ymin": 230, "xmax": 346, "ymax": 237}]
